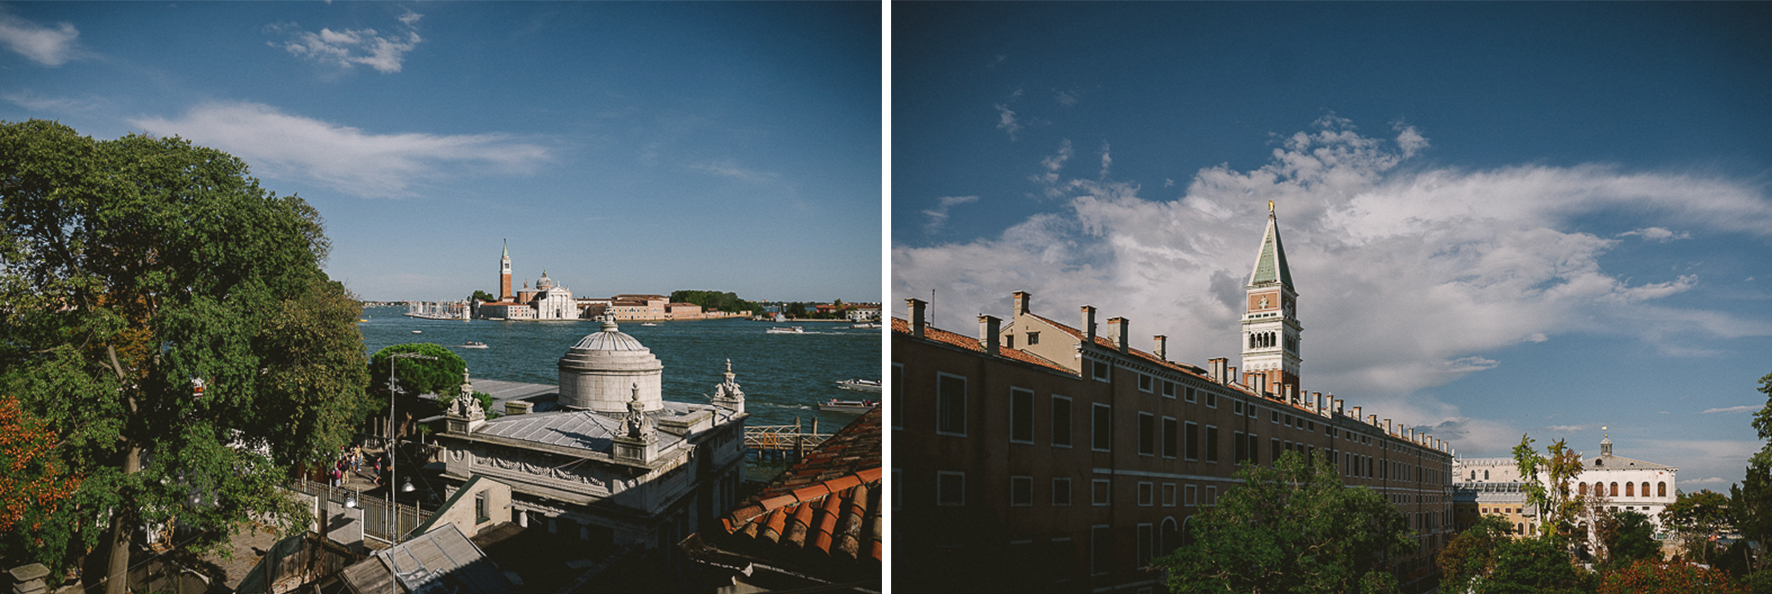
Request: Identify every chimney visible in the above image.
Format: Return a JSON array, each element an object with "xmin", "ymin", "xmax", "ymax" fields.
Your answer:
[
  {"xmin": 1351, "ymin": 406, "xmax": 1362, "ymax": 421},
  {"xmin": 1282, "ymin": 383, "xmax": 1296, "ymax": 404},
  {"xmin": 505, "ymin": 400, "xmax": 534, "ymax": 416},
  {"xmin": 978, "ymin": 314, "xmax": 1001, "ymax": 356},
  {"xmin": 1209, "ymin": 358, "xmax": 1227, "ymax": 384},
  {"xmin": 1106, "ymin": 317, "xmax": 1128, "ymax": 353},
  {"xmin": 1081, "ymin": 305, "xmax": 1097, "ymax": 342},
  {"xmin": 1227, "ymin": 366, "xmax": 1239, "ymax": 387},
  {"xmin": 907, "ymin": 298, "xmax": 927, "ymax": 338},
  {"xmin": 1247, "ymin": 373, "xmax": 1263, "ymax": 396},
  {"xmin": 1407, "ymin": 428, "xmax": 1416, "ymax": 442},
  {"xmin": 1367, "ymin": 414, "xmax": 1378, "ymax": 427},
  {"xmin": 1154, "ymin": 335, "xmax": 1167, "ymax": 361},
  {"xmin": 1333, "ymin": 398, "xmax": 1343, "ymax": 414},
  {"xmin": 1311, "ymin": 392, "xmax": 1323, "ymax": 414},
  {"xmin": 1013, "ymin": 291, "xmax": 1031, "ymax": 316},
  {"xmin": 1383, "ymin": 419, "xmax": 1392, "ymax": 434}
]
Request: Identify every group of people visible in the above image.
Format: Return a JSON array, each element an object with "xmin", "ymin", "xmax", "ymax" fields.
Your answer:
[{"xmin": 327, "ymin": 444, "xmax": 387, "ymax": 488}]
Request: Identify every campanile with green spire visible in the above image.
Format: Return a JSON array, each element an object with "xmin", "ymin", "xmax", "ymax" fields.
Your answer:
[{"xmin": 1241, "ymin": 201, "xmax": 1302, "ymax": 394}]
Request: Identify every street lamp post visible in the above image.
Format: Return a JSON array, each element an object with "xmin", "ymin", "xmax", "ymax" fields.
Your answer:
[{"xmin": 386, "ymin": 352, "xmax": 436, "ymax": 544}]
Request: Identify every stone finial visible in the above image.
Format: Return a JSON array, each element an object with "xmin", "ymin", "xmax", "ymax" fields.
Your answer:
[{"xmin": 625, "ymin": 383, "xmax": 651, "ymax": 438}]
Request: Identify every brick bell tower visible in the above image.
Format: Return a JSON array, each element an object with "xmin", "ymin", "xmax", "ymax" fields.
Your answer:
[
  {"xmin": 1241, "ymin": 201, "xmax": 1301, "ymax": 395},
  {"xmin": 500, "ymin": 239, "xmax": 513, "ymax": 301}
]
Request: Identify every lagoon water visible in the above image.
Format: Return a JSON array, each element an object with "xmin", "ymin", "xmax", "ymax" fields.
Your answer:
[{"xmin": 358, "ymin": 306, "xmax": 883, "ymax": 430}]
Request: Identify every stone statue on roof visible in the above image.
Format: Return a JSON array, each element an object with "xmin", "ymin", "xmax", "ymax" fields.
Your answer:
[{"xmin": 625, "ymin": 383, "xmax": 651, "ymax": 438}]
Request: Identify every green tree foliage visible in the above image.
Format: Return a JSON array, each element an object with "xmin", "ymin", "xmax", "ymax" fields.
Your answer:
[
  {"xmin": 1733, "ymin": 371, "xmax": 1772, "ymax": 576},
  {"xmin": 1484, "ymin": 535, "xmax": 1591, "ymax": 594},
  {"xmin": 0, "ymin": 120, "xmax": 369, "ymax": 587},
  {"xmin": 1511, "ymin": 434, "xmax": 1584, "ymax": 539},
  {"xmin": 367, "ymin": 343, "xmax": 467, "ymax": 435},
  {"xmin": 1159, "ymin": 451, "xmax": 1413, "ymax": 594},
  {"xmin": 1437, "ymin": 515, "xmax": 1514, "ymax": 591},
  {"xmin": 669, "ymin": 290, "xmax": 759, "ymax": 314},
  {"xmin": 1594, "ymin": 559, "xmax": 1745, "ymax": 594},
  {"xmin": 471, "ymin": 290, "xmax": 496, "ymax": 302},
  {"xmin": 1595, "ymin": 510, "xmax": 1661, "ymax": 570},
  {"xmin": 1659, "ymin": 489, "xmax": 1730, "ymax": 565}
]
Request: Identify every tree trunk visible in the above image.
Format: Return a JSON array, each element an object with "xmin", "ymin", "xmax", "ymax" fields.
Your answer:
[{"xmin": 105, "ymin": 445, "xmax": 141, "ymax": 594}]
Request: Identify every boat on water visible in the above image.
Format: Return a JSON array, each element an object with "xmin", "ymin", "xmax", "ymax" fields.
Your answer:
[
  {"xmin": 641, "ymin": 322, "xmax": 658, "ymax": 327},
  {"xmin": 459, "ymin": 341, "xmax": 489, "ymax": 349},
  {"xmin": 817, "ymin": 398, "xmax": 878, "ymax": 414},
  {"xmin": 411, "ymin": 330, "xmax": 423, "ymax": 334},
  {"xmin": 835, "ymin": 378, "xmax": 882, "ymax": 393},
  {"xmin": 773, "ymin": 313, "xmax": 787, "ymax": 323},
  {"xmin": 766, "ymin": 326, "xmax": 805, "ymax": 334},
  {"xmin": 850, "ymin": 323, "xmax": 880, "ymax": 329}
]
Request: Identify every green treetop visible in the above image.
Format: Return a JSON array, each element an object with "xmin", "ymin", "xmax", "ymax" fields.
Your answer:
[
  {"xmin": 1159, "ymin": 451, "xmax": 1413, "ymax": 594},
  {"xmin": 0, "ymin": 120, "xmax": 372, "ymax": 589}
]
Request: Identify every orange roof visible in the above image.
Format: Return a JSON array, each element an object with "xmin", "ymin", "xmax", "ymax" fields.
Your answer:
[
  {"xmin": 722, "ymin": 408, "xmax": 882, "ymax": 564},
  {"xmin": 890, "ymin": 318, "xmax": 1071, "ymax": 373}
]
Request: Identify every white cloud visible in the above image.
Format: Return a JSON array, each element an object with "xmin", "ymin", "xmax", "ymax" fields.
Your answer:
[
  {"xmin": 130, "ymin": 101, "xmax": 551, "ymax": 198},
  {"xmin": 0, "ymin": 13, "xmax": 80, "ymax": 66},
  {"xmin": 1099, "ymin": 141, "xmax": 1112, "ymax": 179},
  {"xmin": 2, "ymin": 90, "xmax": 106, "ymax": 112},
  {"xmin": 1702, "ymin": 405, "xmax": 1762, "ymax": 414},
  {"xmin": 1055, "ymin": 90, "xmax": 1079, "ymax": 107},
  {"xmin": 690, "ymin": 161, "xmax": 776, "ymax": 183},
  {"xmin": 1545, "ymin": 424, "xmax": 1587, "ymax": 433},
  {"xmin": 894, "ymin": 116, "xmax": 1772, "ymax": 403},
  {"xmin": 1619, "ymin": 226, "xmax": 1691, "ymax": 242},
  {"xmin": 994, "ymin": 104, "xmax": 1021, "ymax": 140},
  {"xmin": 922, "ymin": 195, "xmax": 980, "ymax": 235},
  {"xmin": 266, "ymin": 12, "xmax": 423, "ymax": 74}
]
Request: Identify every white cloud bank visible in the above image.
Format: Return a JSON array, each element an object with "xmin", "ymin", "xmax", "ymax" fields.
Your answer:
[
  {"xmin": 0, "ymin": 13, "xmax": 80, "ymax": 66},
  {"xmin": 266, "ymin": 9, "xmax": 423, "ymax": 74},
  {"xmin": 131, "ymin": 102, "xmax": 551, "ymax": 198},
  {"xmin": 894, "ymin": 115, "xmax": 1772, "ymax": 454},
  {"xmin": 923, "ymin": 195, "xmax": 980, "ymax": 235}
]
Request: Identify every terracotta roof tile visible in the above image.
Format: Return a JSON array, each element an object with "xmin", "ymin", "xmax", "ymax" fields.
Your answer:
[
  {"xmin": 719, "ymin": 408, "xmax": 882, "ymax": 566},
  {"xmin": 891, "ymin": 317, "xmax": 1070, "ymax": 372}
]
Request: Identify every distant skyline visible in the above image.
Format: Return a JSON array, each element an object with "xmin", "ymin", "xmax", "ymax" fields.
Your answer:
[
  {"xmin": 893, "ymin": 3, "xmax": 1772, "ymax": 492},
  {"xmin": 0, "ymin": 2, "xmax": 882, "ymax": 303}
]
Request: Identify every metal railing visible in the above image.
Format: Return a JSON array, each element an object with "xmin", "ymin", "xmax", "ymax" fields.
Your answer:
[
  {"xmin": 744, "ymin": 418, "xmax": 833, "ymax": 455},
  {"xmin": 288, "ymin": 478, "xmax": 432, "ymax": 543}
]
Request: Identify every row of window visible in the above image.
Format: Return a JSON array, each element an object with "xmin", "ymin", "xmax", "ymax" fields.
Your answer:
[
  {"xmin": 937, "ymin": 371, "xmax": 1449, "ymax": 482},
  {"xmin": 1578, "ymin": 481, "xmax": 1667, "ymax": 498},
  {"xmin": 938, "ymin": 471, "xmax": 1222, "ymax": 509}
]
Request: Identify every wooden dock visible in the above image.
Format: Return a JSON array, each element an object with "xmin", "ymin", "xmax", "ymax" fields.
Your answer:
[{"xmin": 745, "ymin": 418, "xmax": 833, "ymax": 461}]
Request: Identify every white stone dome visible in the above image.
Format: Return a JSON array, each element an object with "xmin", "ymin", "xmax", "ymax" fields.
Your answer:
[{"xmin": 557, "ymin": 321, "xmax": 663, "ymax": 412}]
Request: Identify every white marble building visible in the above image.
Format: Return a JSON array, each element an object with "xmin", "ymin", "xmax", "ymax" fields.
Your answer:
[
  {"xmin": 434, "ymin": 321, "xmax": 748, "ymax": 551},
  {"xmin": 1455, "ymin": 436, "xmax": 1678, "ymax": 537}
]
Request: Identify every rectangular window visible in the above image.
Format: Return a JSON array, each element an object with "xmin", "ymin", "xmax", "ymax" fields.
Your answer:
[
  {"xmin": 1271, "ymin": 438, "xmax": 1281, "ymax": 465},
  {"xmin": 1234, "ymin": 401, "xmax": 1243, "ymax": 415},
  {"xmin": 1185, "ymin": 484, "xmax": 1197, "ymax": 506},
  {"xmin": 1051, "ymin": 395, "xmax": 1073, "ymax": 447},
  {"xmin": 1184, "ymin": 422, "xmax": 1200, "ymax": 460},
  {"xmin": 1206, "ymin": 486, "xmax": 1218, "ymax": 507},
  {"xmin": 936, "ymin": 471, "xmax": 965, "ymax": 506},
  {"xmin": 936, "ymin": 373, "xmax": 967, "ymax": 436},
  {"xmin": 1234, "ymin": 431, "xmax": 1247, "ymax": 463},
  {"xmin": 1185, "ymin": 386, "xmax": 1197, "ymax": 403},
  {"xmin": 1010, "ymin": 476, "xmax": 1033, "ymax": 507},
  {"xmin": 1247, "ymin": 433, "xmax": 1259, "ymax": 464},
  {"xmin": 1137, "ymin": 523, "xmax": 1154, "ymax": 567},
  {"xmin": 474, "ymin": 492, "xmax": 489, "ymax": 524},
  {"xmin": 1092, "ymin": 404, "xmax": 1112, "ymax": 451},
  {"xmin": 1205, "ymin": 425, "xmax": 1220, "ymax": 462},
  {"xmin": 1162, "ymin": 380, "xmax": 1176, "ymax": 398},
  {"xmin": 1163, "ymin": 483, "xmax": 1177, "ymax": 507},
  {"xmin": 1205, "ymin": 392, "xmax": 1217, "ymax": 408},
  {"xmin": 1091, "ymin": 525, "xmax": 1111, "ymax": 575},
  {"xmin": 1053, "ymin": 478, "xmax": 1072, "ymax": 506},
  {"xmin": 1162, "ymin": 417, "xmax": 1178, "ymax": 458},
  {"xmin": 1138, "ymin": 481, "xmax": 1154, "ymax": 506},
  {"xmin": 1092, "ymin": 479, "xmax": 1111, "ymax": 506},
  {"xmin": 1003, "ymin": 334, "xmax": 1014, "ymax": 349},
  {"xmin": 1272, "ymin": 410, "xmax": 1281, "ymax": 424},
  {"xmin": 1138, "ymin": 373, "xmax": 1154, "ymax": 393},
  {"xmin": 1028, "ymin": 331, "xmax": 1040, "ymax": 345},
  {"xmin": 891, "ymin": 363, "xmax": 903, "ymax": 430},
  {"xmin": 1010, "ymin": 387, "xmax": 1035, "ymax": 444},
  {"xmin": 1137, "ymin": 413, "xmax": 1155, "ymax": 456},
  {"xmin": 1091, "ymin": 360, "xmax": 1110, "ymax": 381}
]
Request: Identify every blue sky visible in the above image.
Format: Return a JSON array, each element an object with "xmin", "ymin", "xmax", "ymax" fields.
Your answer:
[
  {"xmin": 892, "ymin": 3, "xmax": 1772, "ymax": 492},
  {"xmin": 1, "ymin": 2, "xmax": 881, "ymax": 303}
]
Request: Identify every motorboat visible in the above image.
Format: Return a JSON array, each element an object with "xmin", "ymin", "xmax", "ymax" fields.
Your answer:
[
  {"xmin": 459, "ymin": 341, "xmax": 489, "ymax": 349},
  {"xmin": 817, "ymin": 398, "xmax": 878, "ymax": 414},
  {"xmin": 850, "ymin": 323, "xmax": 880, "ymax": 329},
  {"xmin": 766, "ymin": 326, "xmax": 805, "ymax": 334},
  {"xmin": 411, "ymin": 330, "xmax": 422, "ymax": 334},
  {"xmin": 641, "ymin": 322, "xmax": 658, "ymax": 327},
  {"xmin": 835, "ymin": 379, "xmax": 883, "ymax": 393}
]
